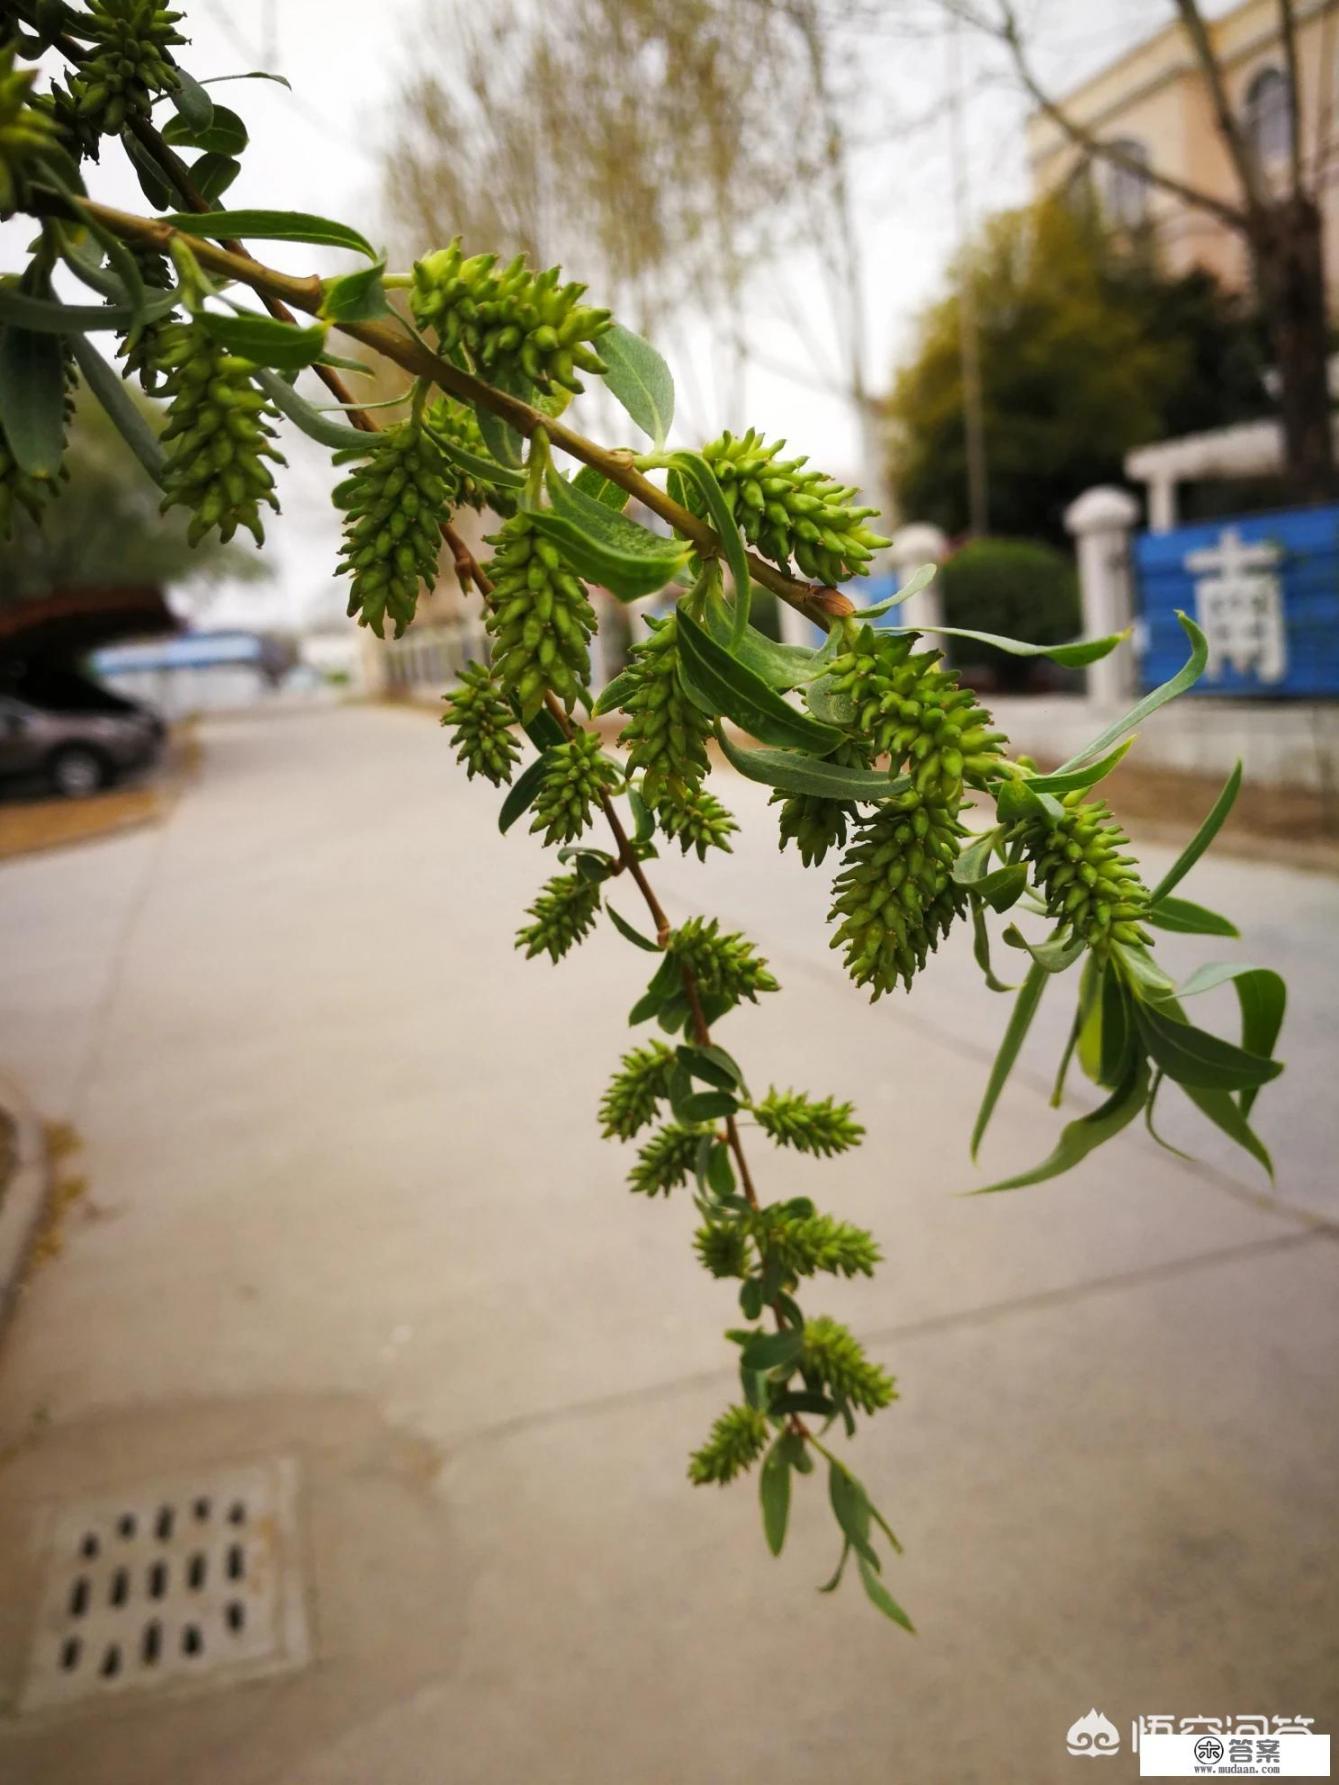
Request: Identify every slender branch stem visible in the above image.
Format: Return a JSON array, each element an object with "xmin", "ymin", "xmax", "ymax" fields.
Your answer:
[
  {"xmin": 1171, "ymin": 0, "xmax": 1268, "ymax": 220},
  {"xmin": 440, "ymin": 520, "xmax": 766, "ymax": 1217},
  {"xmin": 71, "ymin": 197, "xmax": 855, "ymax": 631},
  {"xmin": 60, "ymin": 175, "xmax": 805, "ymax": 1383}
]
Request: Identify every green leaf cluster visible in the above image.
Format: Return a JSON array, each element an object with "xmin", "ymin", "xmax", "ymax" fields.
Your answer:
[{"xmin": 971, "ymin": 757, "xmax": 1284, "ymax": 1191}]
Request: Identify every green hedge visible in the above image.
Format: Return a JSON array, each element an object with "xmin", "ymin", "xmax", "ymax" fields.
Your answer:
[{"xmin": 937, "ymin": 537, "xmax": 1080, "ymax": 690}]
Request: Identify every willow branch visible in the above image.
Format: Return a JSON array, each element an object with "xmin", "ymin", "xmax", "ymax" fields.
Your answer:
[
  {"xmin": 442, "ymin": 525, "xmax": 765, "ymax": 1214},
  {"xmin": 31, "ymin": 8, "xmax": 380, "ymax": 433},
  {"xmin": 72, "ymin": 197, "xmax": 856, "ymax": 630}
]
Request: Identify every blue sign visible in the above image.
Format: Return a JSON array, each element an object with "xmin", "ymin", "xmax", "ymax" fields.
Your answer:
[{"xmin": 1134, "ymin": 505, "xmax": 1339, "ymax": 698}]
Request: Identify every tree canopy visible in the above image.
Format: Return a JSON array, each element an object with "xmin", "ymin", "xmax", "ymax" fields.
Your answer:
[
  {"xmin": 884, "ymin": 197, "xmax": 1271, "ymax": 545},
  {"xmin": 1, "ymin": 385, "xmax": 269, "ymax": 605}
]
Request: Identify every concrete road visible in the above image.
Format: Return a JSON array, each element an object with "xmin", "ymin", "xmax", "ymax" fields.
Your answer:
[{"xmin": 0, "ymin": 703, "xmax": 1336, "ymax": 1785}]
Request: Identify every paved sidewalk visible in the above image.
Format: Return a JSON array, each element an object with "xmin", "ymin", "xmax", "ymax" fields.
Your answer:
[{"xmin": 0, "ymin": 704, "xmax": 1336, "ymax": 1785}]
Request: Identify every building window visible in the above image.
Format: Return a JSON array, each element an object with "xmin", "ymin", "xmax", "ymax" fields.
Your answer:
[
  {"xmin": 1244, "ymin": 65, "xmax": 1293, "ymax": 166},
  {"xmin": 1102, "ymin": 138, "xmax": 1150, "ymax": 228}
]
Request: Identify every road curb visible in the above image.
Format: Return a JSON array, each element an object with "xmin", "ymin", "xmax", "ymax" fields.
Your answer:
[{"xmin": 0, "ymin": 1074, "xmax": 51, "ymax": 1341}]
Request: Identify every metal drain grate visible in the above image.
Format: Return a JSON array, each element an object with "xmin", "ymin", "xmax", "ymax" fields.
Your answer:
[{"xmin": 19, "ymin": 1456, "xmax": 309, "ymax": 1713}]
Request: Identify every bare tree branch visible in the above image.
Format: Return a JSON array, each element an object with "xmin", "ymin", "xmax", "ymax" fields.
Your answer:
[
  {"xmin": 1278, "ymin": 0, "xmax": 1305, "ymax": 199},
  {"xmin": 1311, "ymin": 0, "xmax": 1337, "ymax": 179},
  {"xmin": 989, "ymin": 0, "xmax": 1249, "ymax": 231},
  {"xmin": 1172, "ymin": 0, "xmax": 1268, "ymax": 218}
]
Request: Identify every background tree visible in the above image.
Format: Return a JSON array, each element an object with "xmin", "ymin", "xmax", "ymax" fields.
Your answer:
[
  {"xmin": 384, "ymin": 0, "xmax": 879, "ymax": 470},
  {"xmin": 963, "ymin": 0, "xmax": 1335, "ymax": 505},
  {"xmin": 1, "ymin": 386, "xmax": 270, "ymax": 603},
  {"xmin": 885, "ymin": 196, "xmax": 1270, "ymax": 543}
]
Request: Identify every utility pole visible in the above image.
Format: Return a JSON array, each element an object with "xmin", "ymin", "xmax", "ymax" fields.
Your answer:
[{"xmin": 947, "ymin": 16, "xmax": 989, "ymax": 538}]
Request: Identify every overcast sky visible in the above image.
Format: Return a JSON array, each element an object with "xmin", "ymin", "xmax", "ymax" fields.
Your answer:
[{"xmin": 2, "ymin": 0, "xmax": 1232, "ymax": 629}]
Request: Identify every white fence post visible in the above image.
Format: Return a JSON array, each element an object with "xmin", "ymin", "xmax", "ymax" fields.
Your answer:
[
  {"xmin": 890, "ymin": 524, "xmax": 947, "ymax": 632},
  {"xmin": 1063, "ymin": 486, "xmax": 1140, "ymax": 706}
]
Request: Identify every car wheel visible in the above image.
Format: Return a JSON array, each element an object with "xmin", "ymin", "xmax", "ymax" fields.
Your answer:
[{"xmin": 48, "ymin": 745, "xmax": 110, "ymax": 799}]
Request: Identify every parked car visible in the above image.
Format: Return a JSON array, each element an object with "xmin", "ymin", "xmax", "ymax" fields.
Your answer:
[{"xmin": 0, "ymin": 673, "xmax": 165, "ymax": 798}]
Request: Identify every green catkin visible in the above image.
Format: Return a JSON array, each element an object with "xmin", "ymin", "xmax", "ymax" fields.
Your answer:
[
  {"xmin": 116, "ymin": 246, "xmax": 174, "ymax": 393},
  {"xmin": 772, "ymin": 739, "xmax": 877, "ymax": 868},
  {"xmin": 616, "ymin": 613, "xmax": 712, "ymax": 807},
  {"xmin": 515, "ymin": 873, "xmax": 601, "ymax": 963},
  {"xmin": 529, "ymin": 730, "xmax": 619, "ymax": 846},
  {"xmin": 440, "ymin": 662, "xmax": 520, "ymax": 786},
  {"xmin": 691, "ymin": 428, "xmax": 890, "ymax": 586},
  {"xmin": 753, "ymin": 1208, "xmax": 881, "ymax": 1281},
  {"xmin": 802, "ymin": 1316, "xmax": 896, "ymax": 1414},
  {"xmin": 628, "ymin": 1122, "xmax": 707, "ymax": 1198},
  {"xmin": 657, "ymin": 784, "xmax": 737, "ymax": 860},
  {"xmin": 824, "ymin": 625, "xmax": 1005, "ymax": 804},
  {"xmin": 410, "ymin": 238, "xmax": 612, "ymax": 394},
  {"xmin": 671, "ymin": 917, "xmax": 779, "ymax": 1009},
  {"xmin": 484, "ymin": 513, "xmax": 596, "ymax": 720},
  {"xmin": 754, "ymin": 1089, "xmax": 864, "ymax": 1157},
  {"xmin": 422, "ymin": 395, "xmax": 517, "ymax": 515},
  {"xmin": 333, "ymin": 420, "xmax": 451, "ymax": 638},
  {"xmin": 688, "ymin": 1404, "xmax": 770, "ymax": 1485},
  {"xmin": 156, "ymin": 321, "xmax": 282, "ymax": 548},
  {"xmin": 1012, "ymin": 790, "xmax": 1152, "ymax": 951},
  {"xmin": 829, "ymin": 798, "xmax": 966, "ymax": 998},
  {"xmin": 0, "ymin": 43, "xmax": 62, "ymax": 212},
  {"xmin": 598, "ymin": 1041, "xmax": 674, "ymax": 1140},
  {"xmin": 58, "ymin": 0, "xmax": 185, "ymax": 147},
  {"xmin": 693, "ymin": 1221, "xmax": 753, "ymax": 1280}
]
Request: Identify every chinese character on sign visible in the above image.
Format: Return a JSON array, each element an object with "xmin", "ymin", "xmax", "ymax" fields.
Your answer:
[{"xmin": 1184, "ymin": 528, "xmax": 1288, "ymax": 684}]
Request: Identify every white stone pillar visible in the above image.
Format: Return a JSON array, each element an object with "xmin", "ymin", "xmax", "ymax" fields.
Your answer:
[
  {"xmin": 1063, "ymin": 486, "xmax": 1141, "ymax": 706},
  {"xmin": 889, "ymin": 524, "xmax": 947, "ymax": 634},
  {"xmin": 1147, "ymin": 474, "xmax": 1177, "ymax": 535}
]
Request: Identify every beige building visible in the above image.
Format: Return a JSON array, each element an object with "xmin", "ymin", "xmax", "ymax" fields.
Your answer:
[{"xmin": 1027, "ymin": 0, "xmax": 1339, "ymax": 299}]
